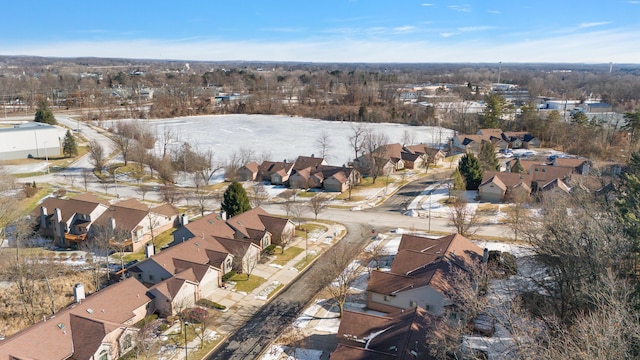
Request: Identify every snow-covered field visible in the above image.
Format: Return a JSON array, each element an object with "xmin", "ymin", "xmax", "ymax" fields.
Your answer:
[{"xmin": 127, "ymin": 114, "xmax": 454, "ymax": 167}]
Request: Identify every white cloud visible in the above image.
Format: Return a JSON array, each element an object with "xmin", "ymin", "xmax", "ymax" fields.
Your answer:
[
  {"xmin": 394, "ymin": 26, "xmax": 417, "ymax": 33},
  {"xmin": 421, "ymin": 3, "xmax": 433, "ymax": 6},
  {"xmin": 3, "ymin": 28, "xmax": 640, "ymax": 64},
  {"xmin": 448, "ymin": 5, "xmax": 471, "ymax": 12},
  {"xmin": 488, "ymin": 10, "xmax": 500, "ymax": 14},
  {"xmin": 578, "ymin": 21, "xmax": 611, "ymax": 28}
]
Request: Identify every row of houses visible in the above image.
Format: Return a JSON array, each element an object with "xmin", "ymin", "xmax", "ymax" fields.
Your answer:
[
  {"xmin": 479, "ymin": 157, "xmax": 596, "ymax": 202},
  {"xmin": 0, "ymin": 206, "xmax": 295, "ymax": 359},
  {"xmin": 451, "ymin": 128, "xmax": 540, "ymax": 153},
  {"xmin": 238, "ymin": 145, "xmax": 445, "ymax": 193},
  {"xmin": 33, "ymin": 194, "xmax": 178, "ymax": 252},
  {"xmin": 331, "ymin": 233, "xmax": 486, "ymax": 359},
  {"xmin": 129, "ymin": 206, "xmax": 295, "ymax": 316}
]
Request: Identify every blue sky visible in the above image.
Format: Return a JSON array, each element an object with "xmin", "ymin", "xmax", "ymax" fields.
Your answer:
[{"xmin": 2, "ymin": 1, "xmax": 639, "ymax": 63}]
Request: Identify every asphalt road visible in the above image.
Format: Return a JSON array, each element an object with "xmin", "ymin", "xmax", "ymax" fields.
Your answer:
[{"xmin": 206, "ymin": 222, "xmax": 369, "ymax": 360}]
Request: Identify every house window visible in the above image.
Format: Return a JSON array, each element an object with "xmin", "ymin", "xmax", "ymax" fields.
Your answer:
[
  {"xmin": 410, "ymin": 301, "xmax": 417, "ymax": 308},
  {"xmin": 122, "ymin": 333, "xmax": 132, "ymax": 351},
  {"xmin": 149, "ymin": 275, "xmax": 154, "ymax": 281},
  {"xmin": 425, "ymin": 304, "xmax": 432, "ymax": 311},
  {"xmin": 384, "ymin": 295, "xmax": 390, "ymax": 302},
  {"xmin": 98, "ymin": 350, "xmax": 109, "ymax": 360}
]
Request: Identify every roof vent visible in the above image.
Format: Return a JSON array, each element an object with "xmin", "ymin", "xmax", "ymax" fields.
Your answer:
[
  {"xmin": 57, "ymin": 323, "xmax": 65, "ymax": 330},
  {"xmin": 389, "ymin": 346, "xmax": 398, "ymax": 352},
  {"xmin": 86, "ymin": 308, "xmax": 93, "ymax": 314}
]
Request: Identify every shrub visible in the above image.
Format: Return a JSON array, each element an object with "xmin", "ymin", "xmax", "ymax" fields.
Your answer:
[
  {"xmin": 264, "ymin": 244, "xmax": 277, "ymax": 256},
  {"xmin": 196, "ymin": 298, "xmax": 227, "ymax": 310},
  {"xmin": 222, "ymin": 270, "xmax": 237, "ymax": 283},
  {"xmin": 181, "ymin": 307, "xmax": 209, "ymax": 323},
  {"xmin": 488, "ymin": 250, "xmax": 518, "ymax": 277},
  {"xmin": 23, "ymin": 183, "xmax": 38, "ymax": 198}
]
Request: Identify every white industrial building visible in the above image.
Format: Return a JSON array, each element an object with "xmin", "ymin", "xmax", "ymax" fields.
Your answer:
[{"xmin": 0, "ymin": 122, "xmax": 65, "ymax": 160}]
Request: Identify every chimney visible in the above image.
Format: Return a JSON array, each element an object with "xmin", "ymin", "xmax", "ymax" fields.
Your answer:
[
  {"xmin": 54, "ymin": 208, "xmax": 63, "ymax": 245},
  {"xmin": 219, "ymin": 210, "xmax": 227, "ymax": 221},
  {"xmin": 483, "ymin": 248, "xmax": 489, "ymax": 263},
  {"xmin": 109, "ymin": 217, "xmax": 116, "ymax": 232},
  {"xmin": 181, "ymin": 213, "xmax": 189, "ymax": 226},
  {"xmin": 40, "ymin": 206, "xmax": 48, "ymax": 229},
  {"xmin": 145, "ymin": 243, "xmax": 155, "ymax": 258},
  {"xmin": 73, "ymin": 283, "xmax": 85, "ymax": 303}
]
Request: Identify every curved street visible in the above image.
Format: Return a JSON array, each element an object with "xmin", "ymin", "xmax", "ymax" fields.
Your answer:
[{"xmin": 206, "ymin": 222, "xmax": 368, "ymax": 360}]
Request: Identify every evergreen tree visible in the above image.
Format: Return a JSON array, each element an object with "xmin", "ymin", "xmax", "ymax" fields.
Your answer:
[
  {"xmin": 221, "ymin": 182, "xmax": 251, "ymax": 218},
  {"xmin": 62, "ymin": 130, "xmax": 78, "ymax": 157},
  {"xmin": 481, "ymin": 93, "xmax": 507, "ymax": 128},
  {"xmin": 510, "ymin": 158, "xmax": 525, "ymax": 173},
  {"xmin": 478, "ymin": 141, "xmax": 500, "ymax": 171},
  {"xmin": 34, "ymin": 100, "xmax": 57, "ymax": 125},
  {"xmin": 451, "ymin": 169, "xmax": 466, "ymax": 197},
  {"xmin": 616, "ymin": 152, "xmax": 640, "ymax": 251},
  {"xmin": 457, "ymin": 152, "xmax": 483, "ymax": 190}
]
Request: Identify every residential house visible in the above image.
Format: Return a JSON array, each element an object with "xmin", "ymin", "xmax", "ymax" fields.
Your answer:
[
  {"xmin": 423, "ymin": 147, "xmax": 446, "ymax": 166},
  {"xmin": 331, "ymin": 307, "xmax": 438, "ymax": 360},
  {"xmin": 35, "ymin": 193, "xmax": 109, "ymax": 246},
  {"xmin": 321, "ymin": 166, "xmax": 361, "ymax": 192},
  {"xmin": 505, "ymin": 159, "xmax": 543, "ymax": 173},
  {"xmin": 289, "ymin": 165, "xmax": 361, "ymax": 192},
  {"xmin": 256, "ymin": 213, "xmax": 296, "ymax": 248},
  {"xmin": 91, "ymin": 199, "xmax": 178, "ymax": 252},
  {"xmin": 257, "ymin": 161, "xmax": 294, "ymax": 185},
  {"xmin": 288, "ymin": 166, "xmax": 324, "ymax": 190},
  {"xmin": 147, "ymin": 269, "xmax": 200, "ymax": 317},
  {"xmin": 479, "ymin": 171, "xmax": 533, "ymax": 203},
  {"xmin": 172, "ymin": 211, "xmax": 235, "ymax": 245},
  {"xmin": 34, "ymin": 195, "xmax": 177, "ymax": 251},
  {"xmin": 530, "ymin": 164, "xmax": 575, "ymax": 192},
  {"xmin": 552, "ymin": 158, "xmax": 591, "ymax": 175},
  {"xmin": 502, "ymin": 131, "xmax": 541, "ymax": 149},
  {"xmin": 292, "ymin": 155, "xmax": 327, "ymax": 172},
  {"xmin": 237, "ymin": 161, "xmax": 259, "ymax": 181},
  {"xmin": 367, "ymin": 234, "xmax": 485, "ymax": 316},
  {"xmin": 0, "ymin": 278, "xmax": 152, "ymax": 360},
  {"xmin": 226, "ymin": 207, "xmax": 274, "ymax": 250}
]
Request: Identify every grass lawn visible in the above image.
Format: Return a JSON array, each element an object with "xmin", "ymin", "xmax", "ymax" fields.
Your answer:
[
  {"xmin": 296, "ymin": 190, "xmax": 316, "ymax": 198},
  {"xmin": 230, "ymin": 273, "xmax": 266, "ymax": 293},
  {"xmin": 294, "ymin": 253, "xmax": 318, "ymax": 271},
  {"xmin": 273, "ymin": 246, "xmax": 303, "ymax": 266}
]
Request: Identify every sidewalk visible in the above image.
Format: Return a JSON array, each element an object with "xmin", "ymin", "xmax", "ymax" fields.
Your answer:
[{"xmin": 164, "ymin": 222, "xmax": 346, "ymax": 360}]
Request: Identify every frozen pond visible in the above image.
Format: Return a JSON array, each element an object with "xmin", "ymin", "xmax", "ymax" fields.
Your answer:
[{"xmin": 121, "ymin": 114, "xmax": 454, "ymax": 166}]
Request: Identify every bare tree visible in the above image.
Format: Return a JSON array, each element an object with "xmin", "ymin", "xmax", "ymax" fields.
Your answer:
[
  {"xmin": 280, "ymin": 200, "xmax": 294, "ymax": 218},
  {"xmin": 0, "ymin": 168, "xmax": 20, "ymax": 229},
  {"xmin": 307, "ymin": 194, "xmax": 329, "ymax": 220},
  {"xmin": 87, "ymin": 139, "xmax": 106, "ymax": 172},
  {"xmin": 113, "ymin": 123, "xmax": 133, "ymax": 166},
  {"xmin": 225, "ymin": 147, "xmax": 255, "ymax": 181},
  {"xmin": 316, "ymin": 242, "xmax": 363, "ymax": 317},
  {"xmin": 251, "ymin": 181, "xmax": 270, "ymax": 207},
  {"xmin": 347, "ymin": 123, "xmax": 367, "ymax": 161},
  {"xmin": 447, "ymin": 197, "xmax": 479, "ymax": 237},
  {"xmin": 194, "ymin": 191, "xmax": 211, "ymax": 217},
  {"xmin": 81, "ymin": 169, "xmax": 91, "ymax": 192},
  {"xmin": 290, "ymin": 202, "xmax": 306, "ymax": 227},
  {"xmin": 363, "ymin": 240, "xmax": 389, "ymax": 275},
  {"xmin": 315, "ymin": 130, "xmax": 332, "ymax": 161}
]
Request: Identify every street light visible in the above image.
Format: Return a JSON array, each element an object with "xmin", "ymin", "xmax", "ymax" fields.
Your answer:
[
  {"xmin": 305, "ymin": 229, "xmax": 309, "ymax": 260},
  {"xmin": 113, "ymin": 167, "xmax": 120, "ymax": 198},
  {"xmin": 43, "ymin": 141, "xmax": 49, "ymax": 174},
  {"xmin": 184, "ymin": 320, "xmax": 190, "ymax": 360}
]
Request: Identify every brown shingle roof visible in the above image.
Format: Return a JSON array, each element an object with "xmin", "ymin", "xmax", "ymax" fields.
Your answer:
[
  {"xmin": 183, "ymin": 212, "xmax": 236, "ymax": 240},
  {"xmin": 243, "ymin": 161, "xmax": 259, "ymax": 174},
  {"xmin": 332, "ymin": 307, "xmax": 437, "ymax": 360},
  {"xmin": 530, "ymin": 164, "xmax": 574, "ymax": 183},
  {"xmin": 0, "ymin": 278, "xmax": 150, "ymax": 360},
  {"xmin": 293, "ymin": 156, "xmax": 325, "ymax": 171},
  {"xmin": 227, "ymin": 207, "xmax": 269, "ymax": 239},
  {"xmin": 368, "ymin": 234, "xmax": 483, "ymax": 296},
  {"xmin": 33, "ymin": 194, "xmax": 106, "ymax": 223},
  {"xmin": 481, "ymin": 171, "xmax": 533, "ymax": 192}
]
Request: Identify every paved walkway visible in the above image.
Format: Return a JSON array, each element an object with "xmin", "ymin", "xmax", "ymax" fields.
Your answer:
[{"xmin": 162, "ymin": 222, "xmax": 346, "ymax": 360}]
